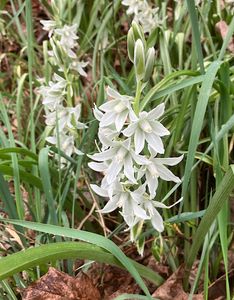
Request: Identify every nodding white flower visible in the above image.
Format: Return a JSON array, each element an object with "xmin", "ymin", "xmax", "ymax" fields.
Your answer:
[
  {"xmin": 46, "ymin": 132, "xmax": 82, "ymax": 157},
  {"xmin": 122, "ymin": 0, "xmax": 147, "ymax": 15},
  {"xmin": 55, "ymin": 24, "xmax": 78, "ymax": 57},
  {"xmin": 91, "ymin": 182, "xmax": 149, "ymax": 228},
  {"xmin": 98, "ymin": 127, "xmax": 119, "ymax": 150},
  {"xmin": 89, "ymin": 138, "xmax": 148, "ymax": 184},
  {"xmin": 98, "ymin": 86, "xmax": 134, "ymax": 132},
  {"xmin": 38, "ymin": 74, "xmax": 67, "ymax": 110},
  {"xmin": 135, "ymin": 7, "xmax": 163, "ymax": 33},
  {"xmin": 70, "ymin": 60, "xmax": 89, "ymax": 77},
  {"xmin": 141, "ymin": 197, "xmax": 183, "ymax": 232},
  {"xmin": 138, "ymin": 155, "xmax": 184, "ymax": 198},
  {"xmin": 45, "ymin": 104, "xmax": 87, "ymax": 131},
  {"xmin": 40, "ymin": 20, "xmax": 56, "ymax": 37},
  {"xmin": 122, "ymin": 0, "xmax": 164, "ymax": 33},
  {"xmin": 123, "ymin": 103, "xmax": 170, "ymax": 154}
]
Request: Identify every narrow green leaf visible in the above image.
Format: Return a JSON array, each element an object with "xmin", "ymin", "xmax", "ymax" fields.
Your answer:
[
  {"xmin": 38, "ymin": 148, "xmax": 58, "ymax": 225},
  {"xmin": 186, "ymin": 0, "xmax": 205, "ymax": 73},
  {"xmin": 0, "ymin": 219, "xmax": 152, "ymax": 297},
  {"xmin": 185, "ymin": 165, "xmax": 234, "ymax": 280},
  {"xmin": 182, "ymin": 61, "xmax": 221, "ymax": 204},
  {"xmin": 0, "ymin": 242, "xmax": 163, "ymax": 287}
]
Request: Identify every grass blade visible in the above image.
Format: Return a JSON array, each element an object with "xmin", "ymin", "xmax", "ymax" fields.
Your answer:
[
  {"xmin": 181, "ymin": 61, "xmax": 221, "ymax": 205},
  {"xmin": 185, "ymin": 165, "xmax": 234, "ymax": 284},
  {"xmin": 186, "ymin": 0, "xmax": 204, "ymax": 73},
  {"xmin": 0, "ymin": 219, "xmax": 152, "ymax": 298},
  {"xmin": 38, "ymin": 148, "xmax": 58, "ymax": 225},
  {"xmin": 0, "ymin": 242, "xmax": 163, "ymax": 286}
]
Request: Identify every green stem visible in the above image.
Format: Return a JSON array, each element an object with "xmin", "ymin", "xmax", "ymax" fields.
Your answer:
[{"xmin": 133, "ymin": 80, "xmax": 142, "ymax": 115}]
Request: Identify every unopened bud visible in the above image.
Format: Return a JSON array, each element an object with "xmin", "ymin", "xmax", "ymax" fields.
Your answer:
[
  {"xmin": 143, "ymin": 47, "xmax": 155, "ymax": 82},
  {"xmin": 134, "ymin": 39, "xmax": 145, "ymax": 81},
  {"xmin": 127, "ymin": 28, "xmax": 135, "ymax": 62},
  {"xmin": 132, "ymin": 21, "xmax": 145, "ymax": 44}
]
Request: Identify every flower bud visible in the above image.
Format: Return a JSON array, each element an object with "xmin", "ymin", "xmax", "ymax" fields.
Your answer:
[
  {"xmin": 50, "ymin": 37, "xmax": 64, "ymax": 66},
  {"xmin": 134, "ymin": 39, "xmax": 145, "ymax": 81},
  {"xmin": 127, "ymin": 27, "xmax": 135, "ymax": 62},
  {"xmin": 143, "ymin": 47, "xmax": 155, "ymax": 82},
  {"xmin": 132, "ymin": 21, "xmax": 145, "ymax": 44}
]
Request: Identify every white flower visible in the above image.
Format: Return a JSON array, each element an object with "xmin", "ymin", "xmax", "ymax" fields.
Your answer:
[
  {"xmin": 46, "ymin": 132, "xmax": 82, "ymax": 157},
  {"xmin": 122, "ymin": 0, "xmax": 164, "ymax": 33},
  {"xmin": 123, "ymin": 103, "xmax": 170, "ymax": 154},
  {"xmin": 98, "ymin": 86, "xmax": 134, "ymax": 132},
  {"xmin": 40, "ymin": 20, "xmax": 56, "ymax": 37},
  {"xmin": 141, "ymin": 197, "xmax": 183, "ymax": 232},
  {"xmin": 70, "ymin": 60, "xmax": 89, "ymax": 77},
  {"xmin": 38, "ymin": 74, "xmax": 67, "ymax": 110},
  {"xmin": 135, "ymin": 7, "xmax": 163, "ymax": 33},
  {"xmin": 98, "ymin": 127, "xmax": 119, "ymax": 150},
  {"xmin": 55, "ymin": 24, "xmax": 78, "ymax": 58},
  {"xmin": 89, "ymin": 138, "xmax": 148, "ymax": 184},
  {"xmin": 45, "ymin": 104, "xmax": 87, "ymax": 131},
  {"xmin": 91, "ymin": 182, "xmax": 149, "ymax": 228},
  {"xmin": 138, "ymin": 155, "xmax": 183, "ymax": 198},
  {"xmin": 122, "ymin": 0, "xmax": 147, "ymax": 15}
]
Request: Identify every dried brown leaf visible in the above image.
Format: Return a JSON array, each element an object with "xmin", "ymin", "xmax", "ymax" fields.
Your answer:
[
  {"xmin": 152, "ymin": 266, "xmax": 203, "ymax": 300},
  {"xmin": 22, "ymin": 267, "xmax": 101, "ymax": 300}
]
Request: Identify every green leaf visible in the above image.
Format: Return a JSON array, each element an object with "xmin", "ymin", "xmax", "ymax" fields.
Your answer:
[
  {"xmin": 185, "ymin": 165, "xmax": 234, "ymax": 282},
  {"xmin": 0, "ymin": 242, "xmax": 163, "ymax": 287},
  {"xmin": 38, "ymin": 148, "xmax": 58, "ymax": 225},
  {"xmin": 182, "ymin": 61, "xmax": 222, "ymax": 204},
  {"xmin": 186, "ymin": 0, "xmax": 204, "ymax": 73},
  {"xmin": 0, "ymin": 219, "xmax": 152, "ymax": 297}
]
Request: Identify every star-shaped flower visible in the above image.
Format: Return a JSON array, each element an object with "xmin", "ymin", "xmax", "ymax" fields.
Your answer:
[
  {"xmin": 98, "ymin": 86, "xmax": 134, "ymax": 132},
  {"xmin": 45, "ymin": 104, "xmax": 87, "ymax": 132},
  {"xmin": 91, "ymin": 182, "xmax": 149, "ymax": 228},
  {"xmin": 70, "ymin": 60, "xmax": 89, "ymax": 77},
  {"xmin": 123, "ymin": 103, "xmax": 169, "ymax": 154},
  {"xmin": 141, "ymin": 197, "xmax": 182, "ymax": 232},
  {"xmin": 138, "ymin": 155, "xmax": 183, "ymax": 198},
  {"xmin": 88, "ymin": 138, "xmax": 148, "ymax": 184}
]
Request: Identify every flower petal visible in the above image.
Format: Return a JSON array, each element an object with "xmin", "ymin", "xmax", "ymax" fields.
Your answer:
[
  {"xmin": 88, "ymin": 148, "xmax": 115, "ymax": 161},
  {"xmin": 145, "ymin": 133, "xmax": 164, "ymax": 154},
  {"xmin": 151, "ymin": 121, "xmax": 170, "ymax": 136},
  {"xmin": 90, "ymin": 184, "xmax": 109, "ymax": 197},
  {"xmin": 133, "ymin": 203, "xmax": 149, "ymax": 219},
  {"xmin": 150, "ymin": 208, "xmax": 164, "ymax": 232},
  {"xmin": 146, "ymin": 171, "xmax": 158, "ymax": 198},
  {"xmin": 147, "ymin": 103, "xmax": 165, "ymax": 120},
  {"xmin": 106, "ymin": 160, "xmax": 122, "ymax": 184},
  {"xmin": 123, "ymin": 154, "xmax": 136, "ymax": 183},
  {"xmin": 134, "ymin": 128, "xmax": 145, "ymax": 154},
  {"xmin": 154, "ymin": 197, "xmax": 183, "ymax": 209},
  {"xmin": 88, "ymin": 162, "xmax": 107, "ymax": 172},
  {"xmin": 155, "ymin": 155, "xmax": 184, "ymax": 166},
  {"xmin": 122, "ymin": 122, "xmax": 138, "ymax": 137},
  {"xmin": 99, "ymin": 195, "xmax": 119, "ymax": 213},
  {"xmin": 115, "ymin": 110, "xmax": 128, "ymax": 132},
  {"xmin": 100, "ymin": 111, "xmax": 116, "ymax": 127},
  {"xmin": 156, "ymin": 164, "xmax": 181, "ymax": 182}
]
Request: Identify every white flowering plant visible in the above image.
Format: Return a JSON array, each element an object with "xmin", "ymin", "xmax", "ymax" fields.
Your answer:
[
  {"xmin": 89, "ymin": 22, "xmax": 183, "ymax": 251},
  {"xmin": 1, "ymin": 1, "xmax": 234, "ymax": 298},
  {"xmin": 38, "ymin": 18, "xmax": 88, "ymax": 165}
]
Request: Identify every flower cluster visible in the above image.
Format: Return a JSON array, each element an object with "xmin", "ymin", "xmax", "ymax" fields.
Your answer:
[
  {"xmin": 89, "ymin": 23, "xmax": 183, "ymax": 236},
  {"xmin": 122, "ymin": 0, "xmax": 165, "ymax": 33},
  {"xmin": 38, "ymin": 21, "xmax": 88, "ymax": 162}
]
